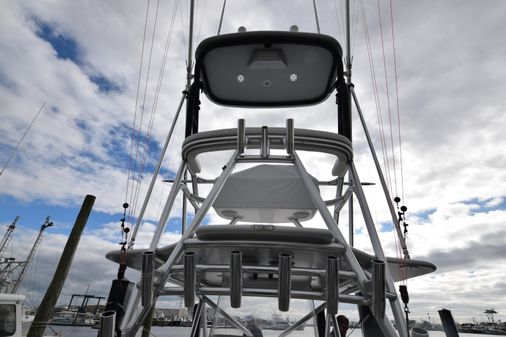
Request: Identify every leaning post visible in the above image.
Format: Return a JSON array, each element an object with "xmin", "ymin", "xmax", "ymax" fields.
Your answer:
[{"xmin": 27, "ymin": 194, "xmax": 95, "ymax": 337}]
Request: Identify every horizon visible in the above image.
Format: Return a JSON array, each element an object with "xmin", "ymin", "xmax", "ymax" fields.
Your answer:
[{"xmin": 1, "ymin": 0, "xmax": 506, "ymax": 324}]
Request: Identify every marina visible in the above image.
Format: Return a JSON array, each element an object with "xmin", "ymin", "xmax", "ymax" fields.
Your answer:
[{"xmin": 40, "ymin": 326, "xmax": 506, "ymax": 337}]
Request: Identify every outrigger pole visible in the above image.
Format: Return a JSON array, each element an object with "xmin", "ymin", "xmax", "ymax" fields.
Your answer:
[
  {"xmin": 341, "ymin": 0, "xmax": 409, "ymax": 258},
  {"xmin": 342, "ymin": 1, "xmax": 410, "ymax": 335},
  {"xmin": 129, "ymin": 0, "xmax": 197, "ymax": 247},
  {"xmin": 131, "ymin": 1, "xmax": 197, "ymax": 337},
  {"xmin": 128, "ymin": 93, "xmax": 186, "ymax": 248},
  {"xmin": 350, "ymin": 87, "xmax": 410, "ymax": 258}
]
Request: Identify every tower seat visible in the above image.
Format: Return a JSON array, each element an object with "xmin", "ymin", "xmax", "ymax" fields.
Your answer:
[{"xmin": 212, "ymin": 165, "xmax": 319, "ymax": 223}]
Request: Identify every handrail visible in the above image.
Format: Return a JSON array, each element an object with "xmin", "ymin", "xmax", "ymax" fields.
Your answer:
[{"xmin": 182, "ymin": 127, "xmax": 352, "ymax": 174}]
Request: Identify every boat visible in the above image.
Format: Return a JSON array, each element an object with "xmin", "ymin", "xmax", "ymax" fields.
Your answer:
[
  {"xmin": 459, "ymin": 310, "xmax": 506, "ymax": 335},
  {"xmin": 0, "ymin": 293, "xmax": 61, "ymax": 337},
  {"xmin": 0, "ymin": 217, "xmax": 53, "ymax": 294},
  {"xmin": 0, "ymin": 293, "xmax": 25, "ymax": 337},
  {"xmin": 47, "ymin": 292, "xmax": 104, "ymax": 327},
  {"xmin": 98, "ymin": 1, "xmax": 436, "ymax": 337},
  {"xmin": 0, "ymin": 217, "xmax": 53, "ymax": 336},
  {"xmin": 262, "ymin": 313, "xmax": 305, "ymax": 331}
]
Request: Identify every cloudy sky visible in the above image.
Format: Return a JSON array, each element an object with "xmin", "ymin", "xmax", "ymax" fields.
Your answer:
[{"xmin": 1, "ymin": 0, "xmax": 506, "ymax": 325}]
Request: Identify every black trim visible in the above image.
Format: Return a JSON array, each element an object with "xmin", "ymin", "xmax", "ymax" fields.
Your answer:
[
  {"xmin": 337, "ymin": 79, "xmax": 352, "ymax": 140},
  {"xmin": 185, "ymin": 81, "xmax": 202, "ymax": 137}
]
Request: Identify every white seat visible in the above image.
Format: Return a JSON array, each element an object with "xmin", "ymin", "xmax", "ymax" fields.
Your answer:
[{"xmin": 213, "ymin": 165, "xmax": 319, "ymax": 223}]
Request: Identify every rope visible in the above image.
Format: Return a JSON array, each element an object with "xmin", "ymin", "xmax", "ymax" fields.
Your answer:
[{"xmin": 1, "ymin": 102, "xmax": 45, "ymax": 177}]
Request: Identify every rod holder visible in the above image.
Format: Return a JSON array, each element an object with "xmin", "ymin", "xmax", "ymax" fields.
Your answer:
[
  {"xmin": 286, "ymin": 119, "xmax": 294, "ymax": 154},
  {"xmin": 261, "ymin": 126, "xmax": 270, "ymax": 158},
  {"xmin": 326, "ymin": 256, "xmax": 339, "ymax": 315},
  {"xmin": 184, "ymin": 252, "xmax": 196, "ymax": 309},
  {"xmin": 278, "ymin": 253, "xmax": 292, "ymax": 311},
  {"xmin": 230, "ymin": 251, "xmax": 243, "ymax": 308},
  {"xmin": 371, "ymin": 259, "xmax": 386, "ymax": 319},
  {"xmin": 237, "ymin": 119, "xmax": 245, "ymax": 154},
  {"xmin": 141, "ymin": 251, "xmax": 155, "ymax": 308},
  {"xmin": 100, "ymin": 310, "xmax": 116, "ymax": 337}
]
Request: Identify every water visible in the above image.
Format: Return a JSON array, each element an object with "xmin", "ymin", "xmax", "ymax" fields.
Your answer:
[{"xmin": 48, "ymin": 325, "xmax": 498, "ymax": 337}]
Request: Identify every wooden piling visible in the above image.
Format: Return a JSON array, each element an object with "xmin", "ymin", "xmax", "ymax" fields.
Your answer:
[{"xmin": 27, "ymin": 194, "xmax": 95, "ymax": 337}]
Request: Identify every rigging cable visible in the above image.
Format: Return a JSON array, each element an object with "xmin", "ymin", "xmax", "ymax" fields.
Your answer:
[
  {"xmin": 387, "ymin": 0, "xmax": 409, "ymax": 283},
  {"xmin": 179, "ymin": 0, "xmax": 189, "ymax": 62},
  {"xmin": 129, "ymin": 0, "xmax": 178, "ymax": 226},
  {"xmin": 128, "ymin": 0, "xmax": 162, "ymax": 225},
  {"xmin": 359, "ymin": 0, "xmax": 393, "ymax": 193},
  {"xmin": 376, "ymin": 0, "xmax": 398, "ymax": 196},
  {"xmin": 386, "ymin": 0, "xmax": 409, "ymax": 275},
  {"xmin": 125, "ymin": 0, "xmax": 151, "ymax": 207},
  {"xmin": 389, "ymin": 0, "xmax": 405, "ymax": 202},
  {"xmin": 126, "ymin": 1, "xmax": 180, "ymax": 248},
  {"xmin": 1, "ymin": 102, "xmax": 46, "ymax": 177},
  {"xmin": 331, "ymin": 0, "xmax": 344, "ymax": 45},
  {"xmin": 312, "ymin": 0, "xmax": 321, "ymax": 33},
  {"xmin": 217, "ymin": 0, "xmax": 227, "ymax": 35},
  {"xmin": 195, "ymin": 0, "xmax": 207, "ymax": 44},
  {"xmin": 351, "ymin": 0, "xmax": 361, "ymax": 56},
  {"xmin": 360, "ymin": 0, "xmax": 406, "ymax": 268}
]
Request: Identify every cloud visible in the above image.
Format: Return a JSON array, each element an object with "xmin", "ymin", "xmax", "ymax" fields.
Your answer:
[{"xmin": 1, "ymin": 0, "xmax": 506, "ymax": 325}]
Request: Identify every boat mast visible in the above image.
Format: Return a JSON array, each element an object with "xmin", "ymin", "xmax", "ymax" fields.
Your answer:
[
  {"xmin": 0, "ymin": 216, "xmax": 19, "ymax": 259},
  {"xmin": 11, "ymin": 216, "xmax": 53, "ymax": 293}
]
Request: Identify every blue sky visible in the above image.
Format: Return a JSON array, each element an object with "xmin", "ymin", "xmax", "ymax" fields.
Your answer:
[{"xmin": 1, "ymin": 0, "xmax": 506, "ymax": 323}]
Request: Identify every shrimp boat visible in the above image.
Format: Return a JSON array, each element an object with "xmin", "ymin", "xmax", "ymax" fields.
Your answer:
[{"xmin": 100, "ymin": 2, "xmax": 436, "ymax": 337}]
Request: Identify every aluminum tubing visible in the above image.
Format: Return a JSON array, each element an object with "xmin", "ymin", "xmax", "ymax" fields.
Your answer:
[
  {"xmin": 100, "ymin": 310, "xmax": 116, "ymax": 337},
  {"xmin": 230, "ymin": 251, "xmax": 243, "ymax": 308},
  {"xmin": 326, "ymin": 256, "xmax": 339, "ymax": 315},
  {"xmin": 372, "ymin": 259, "xmax": 386, "ymax": 319},
  {"xmin": 411, "ymin": 327, "xmax": 429, "ymax": 337},
  {"xmin": 278, "ymin": 253, "xmax": 292, "ymax": 311},
  {"xmin": 237, "ymin": 119, "xmax": 245, "ymax": 154},
  {"xmin": 286, "ymin": 119, "xmax": 294, "ymax": 154},
  {"xmin": 184, "ymin": 252, "xmax": 196, "ymax": 308},
  {"xmin": 261, "ymin": 126, "xmax": 270, "ymax": 158},
  {"xmin": 141, "ymin": 251, "xmax": 155, "ymax": 308}
]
